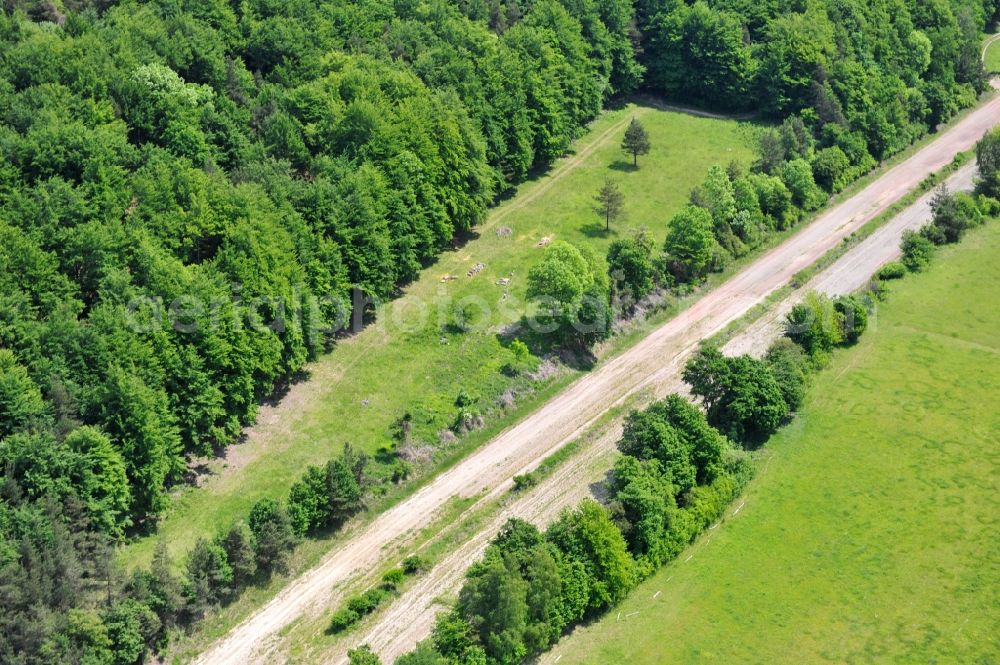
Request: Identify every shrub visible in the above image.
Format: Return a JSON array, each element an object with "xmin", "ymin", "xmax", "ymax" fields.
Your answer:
[
  {"xmin": 330, "ymin": 586, "xmax": 393, "ymax": 633},
  {"xmin": 390, "ymin": 459, "xmax": 411, "ymax": 483},
  {"xmin": 452, "ymin": 408, "xmax": 484, "ymax": 434},
  {"xmin": 348, "ymin": 645, "xmax": 383, "ymax": 665},
  {"xmin": 500, "ymin": 339, "xmax": 538, "ymax": 377},
  {"xmin": 900, "ymin": 231, "xmax": 935, "ymax": 272},
  {"xmin": 509, "ymin": 339, "xmax": 531, "ymax": 361},
  {"xmin": 976, "ymin": 194, "xmax": 1000, "ymax": 216},
  {"xmin": 955, "ymin": 192, "xmax": 984, "ymax": 227},
  {"xmin": 833, "ymin": 295, "xmax": 868, "ymax": 345},
  {"xmin": 328, "ymin": 608, "xmax": 360, "ymax": 633},
  {"xmin": 512, "ymin": 473, "xmax": 538, "ymax": 491},
  {"xmin": 784, "ymin": 292, "xmax": 843, "ymax": 357},
  {"xmin": 929, "ymin": 187, "xmax": 968, "ymax": 243},
  {"xmin": 764, "ymin": 339, "xmax": 811, "ymax": 411},
  {"xmin": 975, "ymin": 126, "xmax": 1000, "ymax": 197},
  {"xmin": 454, "ymin": 389, "xmax": 476, "ymax": 408},
  {"xmin": 919, "ymin": 220, "xmax": 948, "ymax": 245},
  {"xmin": 402, "ymin": 555, "xmax": 426, "ymax": 575},
  {"xmin": 347, "ymin": 587, "xmax": 389, "ymax": 614},
  {"xmin": 397, "ymin": 641, "xmax": 448, "ymax": 665},
  {"xmin": 876, "ymin": 261, "xmax": 907, "ymax": 280},
  {"xmin": 381, "ymin": 568, "xmax": 406, "ymax": 589}
]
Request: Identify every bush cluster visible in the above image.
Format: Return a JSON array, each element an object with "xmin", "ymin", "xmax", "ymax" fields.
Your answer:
[{"xmin": 328, "ymin": 563, "xmax": 423, "ymax": 634}]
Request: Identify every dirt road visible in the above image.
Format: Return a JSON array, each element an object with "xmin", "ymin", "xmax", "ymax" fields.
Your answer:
[
  {"xmin": 724, "ymin": 162, "xmax": 977, "ymax": 358},
  {"xmin": 195, "ymin": 92, "xmax": 1000, "ymax": 665}
]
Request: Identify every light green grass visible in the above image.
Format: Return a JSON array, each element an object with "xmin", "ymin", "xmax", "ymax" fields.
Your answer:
[
  {"xmin": 986, "ymin": 36, "xmax": 1000, "ymax": 73},
  {"xmin": 123, "ymin": 104, "xmax": 757, "ymax": 568},
  {"xmin": 553, "ymin": 222, "xmax": 1000, "ymax": 665}
]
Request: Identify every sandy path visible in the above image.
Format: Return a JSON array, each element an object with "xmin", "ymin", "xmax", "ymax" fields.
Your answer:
[{"xmin": 195, "ymin": 90, "xmax": 1000, "ymax": 665}]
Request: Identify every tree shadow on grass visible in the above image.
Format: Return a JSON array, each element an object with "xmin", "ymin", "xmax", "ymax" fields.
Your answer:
[
  {"xmin": 580, "ymin": 222, "xmax": 614, "ymax": 238},
  {"xmin": 261, "ymin": 369, "xmax": 311, "ymax": 407},
  {"xmin": 589, "ymin": 469, "xmax": 614, "ymax": 502},
  {"xmin": 494, "ymin": 322, "xmax": 598, "ymax": 372},
  {"xmin": 608, "ymin": 159, "xmax": 638, "ymax": 173}
]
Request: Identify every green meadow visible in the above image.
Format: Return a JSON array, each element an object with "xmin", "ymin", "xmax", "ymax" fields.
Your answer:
[
  {"xmin": 124, "ymin": 104, "xmax": 756, "ymax": 566},
  {"xmin": 986, "ymin": 36, "xmax": 1000, "ymax": 73},
  {"xmin": 552, "ymin": 221, "xmax": 1000, "ymax": 664}
]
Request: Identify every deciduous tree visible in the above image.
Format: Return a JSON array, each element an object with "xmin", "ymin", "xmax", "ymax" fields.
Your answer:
[
  {"xmin": 683, "ymin": 347, "xmax": 789, "ymax": 445},
  {"xmin": 663, "ymin": 206, "xmax": 717, "ymax": 281}
]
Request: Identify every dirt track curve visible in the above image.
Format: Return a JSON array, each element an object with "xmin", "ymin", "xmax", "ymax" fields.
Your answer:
[{"xmin": 195, "ymin": 90, "xmax": 1000, "ymax": 665}]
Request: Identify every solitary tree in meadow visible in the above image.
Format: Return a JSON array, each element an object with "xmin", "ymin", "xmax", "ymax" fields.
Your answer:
[
  {"xmin": 595, "ymin": 178, "xmax": 625, "ymax": 231},
  {"xmin": 621, "ymin": 117, "xmax": 651, "ymax": 166}
]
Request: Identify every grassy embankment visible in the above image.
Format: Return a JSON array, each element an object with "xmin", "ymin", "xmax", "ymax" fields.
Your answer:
[{"xmin": 551, "ymin": 221, "xmax": 1000, "ymax": 665}]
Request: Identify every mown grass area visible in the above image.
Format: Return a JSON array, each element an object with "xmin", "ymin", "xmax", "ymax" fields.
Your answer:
[
  {"xmin": 986, "ymin": 36, "xmax": 1000, "ymax": 73},
  {"xmin": 551, "ymin": 221, "xmax": 1000, "ymax": 664},
  {"xmin": 122, "ymin": 104, "xmax": 757, "ymax": 567}
]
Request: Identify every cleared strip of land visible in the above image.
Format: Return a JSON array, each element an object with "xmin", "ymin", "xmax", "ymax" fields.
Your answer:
[{"xmin": 197, "ymin": 92, "xmax": 1000, "ymax": 665}]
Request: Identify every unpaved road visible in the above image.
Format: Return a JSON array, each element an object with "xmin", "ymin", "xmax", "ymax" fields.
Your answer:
[
  {"xmin": 196, "ymin": 91, "xmax": 1000, "ymax": 665},
  {"xmin": 326, "ymin": 159, "xmax": 984, "ymax": 665},
  {"xmin": 724, "ymin": 162, "xmax": 977, "ymax": 357}
]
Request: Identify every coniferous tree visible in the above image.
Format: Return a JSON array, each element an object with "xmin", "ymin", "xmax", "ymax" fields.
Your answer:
[
  {"xmin": 621, "ymin": 117, "xmax": 651, "ymax": 166},
  {"xmin": 220, "ymin": 522, "xmax": 257, "ymax": 587},
  {"xmin": 595, "ymin": 178, "xmax": 625, "ymax": 230}
]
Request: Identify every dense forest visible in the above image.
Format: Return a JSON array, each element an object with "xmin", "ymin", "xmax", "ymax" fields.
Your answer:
[{"xmin": 0, "ymin": 0, "xmax": 997, "ymax": 662}]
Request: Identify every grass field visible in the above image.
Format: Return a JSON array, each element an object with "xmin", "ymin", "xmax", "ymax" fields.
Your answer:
[
  {"xmin": 550, "ymin": 221, "xmax": 1000, "ymax": 664},
  {"xmin": 986, "ymin": 35, "xmax": 1000, "ymax": 73},
  {"xmin": 123, "ymin": 104, "xmax": 757, "ymax": 566}
]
